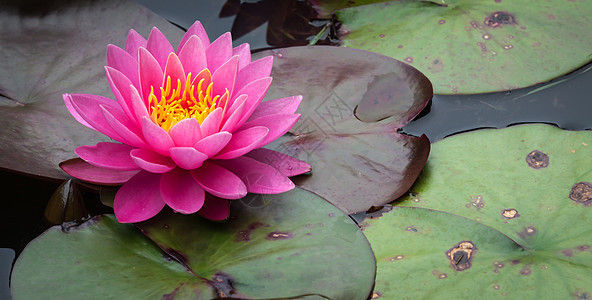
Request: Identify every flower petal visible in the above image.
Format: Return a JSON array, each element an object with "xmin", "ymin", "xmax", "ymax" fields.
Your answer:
[
  {"xmin": 247, "ymin": 95, "xmax": 302, "ymax": 121},
  {"xmin": 101, "ymin": 105, "xmax": 148, "ymax": 148},
  {"xmin": 66, "ymin": 93, "xmax": 123, "ymax": 141},
  {"xmin": 233, "ymin": 56, "xmax": 273, "ymax": 97},
  {"xmin": 245, "ymin": 148, "xmax": 311, "ymax": 177},
  {"xmin": 193, "ymin": 131, "xmax": 232, "ymax": 157},
  {"xmin": 215, "ymin": 156, "xmax": 294, "ymax": 194},
  {"xmin": 206, "ymin": 32, "xmax": 232, "ymax": 72},
  {"xmin": 169, "ymin": 147, "xmax": 208, "ymax": 170},
  {"xmin": 124, "ymin": 29, "xmax": 147, "ymax": 60},
  {"xmin": 191, "ymin": 161, "xmax": 247, "ymax": 199},
  {"xmin": 178, "ymin": 35, "xmax": 207, "ymax": 82},
  {"xmin": 114, "ymin": 171, "xmax": 165, "ymax": 223},
  {"xmin": 139, "ymin": 47, "xmax": 164, "ymax": 106},
  {"xmin": 141, "ymin": 117, "xmax": 175, "ymax": 156},
  {"xmin": 178, "ymin": 21, "xmax": 210, "ymax": 52},
  {"xmin": 128, "ymin": 84, "xmax": 150, "ymax": 124},
  {"xmin": 212, "ymin": 55, "xmax": 239, "ymax": 100},
  {"xmin": 105, "ymin": 66, "xmax": 137, "ymax": 124},
  {"xmin": 163, "ymin": 52, "xmax": 186, "ymax": 91},
  {"xmin": 232, "ymin": 43, "xmax": 251, "ymax": 70},
  {"xmin": 130, "ymin": 148, "xmax": 176, "ymax": 173},
  {"xmin": 160, "ymin": 168, "xmax": 205, "ymax": 214},
  {"xmin": 239, "ymin": 114, "xmax": 300, "ymax": 148},
  {"xmin": 220, "ymin": 94, "xmax": 247, "ymax": 132},
  {"xmin": 200, "ymin": 107, "xmax": 223, "ymax": 137},
  {"xmin": 198, "ymin": 195, "xmax": 230, "ymax": 221},
  {"xmin": 60, "ymin": 158, "xmax": 139, "ymax": 185},
  {"xmin": 213, "ymin": 126, "xmax": 268, "ymax": 160},
  {"xmin": 106, "ymin": 44, "xmax": 140, "ymax": 89},
  {"xmin": 169, "ymin": 118, "xmax": 202, "ymax": 147},
  {"xmin": 75, "ymin": 142, "xmax": 139, "ymax": 171},
  {"xmin": 146, "ymin": 27, "xmax": 174, "ymax": 70},
  {"xmin": 230, "ymin": 77, "xmax": 273, "ymax": 129}
]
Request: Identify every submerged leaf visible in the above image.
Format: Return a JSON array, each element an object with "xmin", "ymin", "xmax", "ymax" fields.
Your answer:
[{"xmin": 253, "ymin": 46, "xmax": 432, "ymax": 214}]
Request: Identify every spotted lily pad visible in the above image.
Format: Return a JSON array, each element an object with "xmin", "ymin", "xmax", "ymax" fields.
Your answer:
[
  {"xmin": 253, "ymin": 46, "xmax": 432, "ymax": 214},
  {"xmin": 364, "ymin": 124, "xmax": 592, "ymax": 297},
  {"xmin": 11, "ymin": 188, "xmax": 375, "ymax": 299},
  {"xmin": 0, "ymin": 0, "xmax": 183, "ymax": 179},
  {"xmin": 335, "ymin": 0, "xmax": 592, "ymax": 94}
]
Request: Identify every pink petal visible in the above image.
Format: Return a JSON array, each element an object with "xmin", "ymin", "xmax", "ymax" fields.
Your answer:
[
  {"xmin": 232, "ymin": 43, "xmax": 251, "ymax": 70},
  {"xmin": 247, "ymin": 95, "xmax": 302, "ymax": 121},
  {"xmin": 64, "ymin": 93, "xmax": 96, "ymax": 130},
  {"xmin": 66, "ymin": 93, "xmax": 124, "ymax": 141},
  {"xmin": 198, "ymin": 195, "xmax": 230, "ymax": 221},
  {"xmin": 245, "ymin": 148, "xmax": 311, "ymax": 177},
  {"xmin": 106, "ymin": 44, "xmax": 140, "ymax": 89},
  {"xmin": 130, "ymin": 148, "xmax": 176, "ymax": 173},
  {"xmin": 233, "ymin": 56, "xmax": 273, "ymax": 97},
  {"xmin": 194, "ymin": 132, "xmax": 232, "ymax": 157},
  {"xmin": 213, "ymin": 126, "xmax": 269, "ymax": 160},
  {"xmin": 178, "ymin": 21, "xmax": 210, "ymax": 52},
  {"xmin": 146, "ymin": 27, "xmax": 175, "ymax": 71},
  {"xmin": 239, "ymin": 114, "xmax": 300, "ymax": 148},
  {"xmin": 139, "ymin": 47, "xmax": 164, "ymax": 106},
  {"xmin": 200, "ymin": 107, "xmax": 223, "ymax": 137},
  {"xmin": 160, "ymin": 168, "xmax": 205, "ymax": 214},
  {"xmin": 191, "ymin": 161, "xmax": 247, "ymax": 199},
  {"xmin": 169, "ymin": 147, "xmax": 208, "ymax": 170},
  {"xmin": 101, "ymin": 105, "xmax": 148, "ymax": 149},
  {"xmin": 178, "ymin": 35, "xmax": 207, "ymax": 81},
  {"xmin": 163, "ymin": 52, "xmax": 186, "ymax": 92},
  {"xmin": 169, "ymin": 118, "xmax": 202, "ymax": 147},
  {"xmin": 114, "ymin": 171, "xmax": 165, "ymax": 223},
  {"xmin": 128, "ymin": 85, "xmax": 150, "ymax": 124},
  {"xmin": 212, "ymin": 55, "xmax": 239, "ymax": 100},
  {"xmin": 124, "ymin": 29, "xmax": 147, "ymax": 60},
  {"xmin": 60, "ymin": 158, "xmax": 139, "ymax": 185},
  {"xmin": 75, "ymin": 142, "xmax": 139, "ymax": 171},
  {"xmin": 141, "ymin": 117, "xmax": 175, "ymax": 156},
  {"xmin": 231, "ymin": 77, "xmax": 273, "ymax": 129},
  {"xmin": 215, "ymin": 156, "xmax": 294, "ymax": 194},
  {"xmin": 206, "ymin": 32, "xmax": 232, "ymax": 72},
  {"xmin": 220, "ymin": 94, "xmax": 247, "ymax": 132},
  {"xmin": 105, "ymin": 66, "xmax": 137, "ymax": 124}
]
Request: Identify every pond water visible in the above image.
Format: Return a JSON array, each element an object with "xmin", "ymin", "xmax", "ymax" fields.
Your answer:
[{"xmin": 2, "ymin": 0, "xmax": 591, "ymax": 298}]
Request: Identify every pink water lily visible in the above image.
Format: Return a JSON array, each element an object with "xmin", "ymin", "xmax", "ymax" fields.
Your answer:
[{"xmin": 61, "ymin": 21, "xmax": 310, "ymax": 223}]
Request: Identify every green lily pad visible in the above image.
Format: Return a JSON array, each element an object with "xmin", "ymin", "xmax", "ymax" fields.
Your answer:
[
  {"xmin": 0, "ymin": 0, "xmax": 183, "ymax": 180},
  {"xmin": 253, "ymin": 46, "xmax": 432, "ymax": 214},
  {"xmin": 335, "ymin": 0, "xmax": 592, "ymax": 94},
  {"xmin": 310, "ymin": 0, "xmax": 391, "ymax": 18},
  {"xmin": 362, "ymin": 206, "xmax": 592, "ymax": 298},
  {"xmin": 363, "ymin": 124, "xmax": 592, "ymax": 297},
  {"xmin": 11, "ymin": 188, "xmax": 375, "ymax": 299}
]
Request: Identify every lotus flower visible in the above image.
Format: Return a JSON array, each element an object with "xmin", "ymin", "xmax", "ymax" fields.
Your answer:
[{"xmin": 60, "ymin": 21, "xmax": 310, "ymax": 223}]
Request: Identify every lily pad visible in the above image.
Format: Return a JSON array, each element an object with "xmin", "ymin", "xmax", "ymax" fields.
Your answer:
[
  {"xmin": 362, "ymin": 206, "xmax": 592, "ymax": 298},
  {"xmin": 11, "ymin": 188, "xmax": 376, "ymax": 299},
  {"xmin": 363, "ymin": 124, "xmax": 592, "ymax": 297},
  {"xmin": 335, "ymin": 0, "xmax": 592, "ymax": 94},
  {"xmin": 0, "ymin": 0, "xmax": 183, "ymax": 179},
  {"xmin": 253, "ymin": 46, "xmax": 432, "ymax": 214},
  {"xmin": 310, "ymin": 0, "xmax": 391, "ymax": 18}
]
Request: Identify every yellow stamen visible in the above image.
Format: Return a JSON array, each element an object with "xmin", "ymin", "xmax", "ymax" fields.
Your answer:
[{"xmin": 148, "ymin": 71, "xmax": 229, "ymax": 131}]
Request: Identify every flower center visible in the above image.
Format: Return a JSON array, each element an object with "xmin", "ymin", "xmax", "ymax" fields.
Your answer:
[{"xmin": 148, "ymin": 70, "xmax": 227, "ymax": 131}]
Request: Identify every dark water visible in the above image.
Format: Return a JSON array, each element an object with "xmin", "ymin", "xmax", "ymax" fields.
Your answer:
[{"xmin": 3, "ymin": 0, "xmax": 591, "ymax": 298}]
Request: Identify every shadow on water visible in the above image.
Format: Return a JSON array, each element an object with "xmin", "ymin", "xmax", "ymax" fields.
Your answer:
[{"xmin": 3, "ymin": 0, "xmax": 591, "ymax": 298}]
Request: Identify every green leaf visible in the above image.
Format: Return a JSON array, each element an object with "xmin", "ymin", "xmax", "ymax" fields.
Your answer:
[
  {"xmin": 364, "ymin": 124, "xmax": 592, "ymax": 298},
  {"xmin": 253, "ymin": 46, "xmax": 432, "ymax": 214},
  {"xmin": 0, "ymin": 0, "xmax": 183, "ymax": 180},
  {"xmin": 336, "ymin": 0, "xmax": 592, "ymax": 94},
  {"xmin": 12, "ymin": 188, "xmax": 376, "ymax": 299}
]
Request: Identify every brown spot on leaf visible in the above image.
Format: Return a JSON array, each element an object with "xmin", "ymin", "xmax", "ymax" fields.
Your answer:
[
  {"xmin": 210, "ymin": 272, "xmax": 240, "ymax": 298},
  {"xmin": 266, "ymin": 231, "xmax": 295, "ymax": 240},
  {"xmin": 406, "ymin": 225, "xmax": 418, "ymax": 232},
  {"xmin": 371, "ymin": 291, "xmax": 383, "ymax": 299},
  {"xmin": 519, "ymin": 266, "xmax": 532, "ymax": 276},
  {"xmin": 526, "ymin": 150, "xmax": 549, "ymax": 169},
  {"xmin": 379, "ymin": 34, "xmax": 386, "ymax": 38},
  {"xmin": 446, "ymin": 241, "xmax": 476, "ymax": 271},
  {"xmin": 563, "ymin": 249, "xmax": 574, "ymax": 257},
  {"xmin": 501, "ymin": 208, "xmax": 519, "ymax": 219},
  {"xmin": 432, "ymin": 270, "xmax": 448, "ymax": 279},
  {"xmin": 493, "ymin": 284, "xmax": 501, "ymax": 290},
  {"xmin": 484, "ymin": 11, "xmax": 517, "ymax": 27},
  {"xmin": 387, "ymin": 255, "xmax": 405, "ymax": 262},
  {"xmin": 511, "ymin": 259, "xmax": 520, "ymax": 265},
  {"xmin": 404, "ymin": 57, "xmax": 413, "ymax": 63},
  {"xmin": 236, "ymin": 222, "xmax": 270, "ymax": 242},
  {"xmin": 569, "ymin": 182, "xmax": 592, "ymax": 205},
  {"xmin": 466, "ymin": 195, "xmax": 485, "ymax": 210},
  {"xmin": 575, "ymin": 291, "xmax": 591, "ymax": 300},
  {"xmin": 518, "ymin": 226, "xmax": 537, "ymax": 238},
  {"xmin": 438, "ymin": 19, "xmax": 446, "ymax": 24},
  {"xmin": 578, "ymin": 245, "xmax": 591, "ymax": 251}
]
